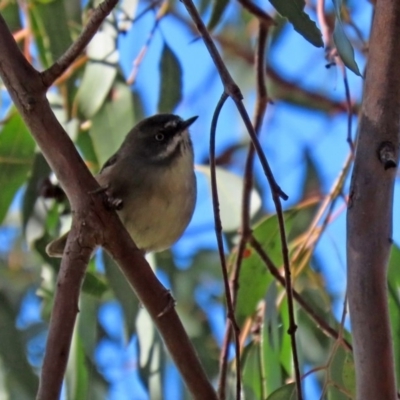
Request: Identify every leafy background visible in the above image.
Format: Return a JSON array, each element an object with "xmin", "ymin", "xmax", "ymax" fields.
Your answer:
[{"xmin": 1, "ymin": 0, "xmax": 399, "ymax": 399}]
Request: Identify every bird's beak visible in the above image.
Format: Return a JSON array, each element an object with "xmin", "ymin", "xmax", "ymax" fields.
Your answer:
[{"xmin": 181, "ymin": 116, "xmax": 198, "ymax": 130}]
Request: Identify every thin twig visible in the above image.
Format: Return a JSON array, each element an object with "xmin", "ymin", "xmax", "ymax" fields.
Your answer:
[
  {"xmin": 210, "ymin": 92, "xmax": 242, "ymax": 400},
  {"xmin": 316, "ymin": 0, "xmax": 354, "ymax": 152},
  {"xmin": 236, "ymin": 0, "xmax": 275, "ymax": 27},
  {"xmin": 291, "ymin": 153, "xmax": 353, "ymax": 271},
  {"xmin": 341, "ymin": 65, "xmax": 354, "ymax": 152},
  {"xmin": 179, "ymin": 0, "xmax": 305, "ymax": 394},
  {"xmin": 126, "ymin": 1, "xmax": 168, "ymax": 85},
  {"xmin": 181, "ymin": 0, "xmax": 288, "ymax": 202},
  {"xmin": 41, "ymin": 0, "xmax": 119, "ymax": 87},
  {"xmin": 169, "ymin": 10, "xmax": 359, "ymax": 115},
  {"xmin": 249, "ymin": 235, "xmax": 352, "ymax": 351},
  {"xmin": 218, "ymin": 21, "xmax": 269, "ymax": 398}
]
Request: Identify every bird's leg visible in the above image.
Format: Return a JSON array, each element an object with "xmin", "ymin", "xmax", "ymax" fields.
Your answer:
[{"xmin": 89, "ymin": 185, "xmax": 124, "ymax": 211}]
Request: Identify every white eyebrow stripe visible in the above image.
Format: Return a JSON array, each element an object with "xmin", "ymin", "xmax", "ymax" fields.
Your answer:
[{"xmin": 164, "ymin": 119, "xmax": 180, "ymax": 129}]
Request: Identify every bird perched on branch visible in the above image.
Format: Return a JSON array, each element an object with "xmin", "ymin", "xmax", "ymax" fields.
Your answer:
[{"xmin": 46, "ymin": 114, "xmax": 198, "ymax": 257}]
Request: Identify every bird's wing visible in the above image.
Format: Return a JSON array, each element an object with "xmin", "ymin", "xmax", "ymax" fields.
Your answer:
[{"xmin": 99, "ymin": 153, "xmax": 118, "ymax": 174}]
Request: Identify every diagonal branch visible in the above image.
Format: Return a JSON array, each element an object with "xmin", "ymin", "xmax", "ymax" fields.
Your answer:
[
  {"xmin": 181, "ymin": 0, "xmax": 287, "ymax": 202},
  {"xmin": 218, "ymin": 21, "xmax": 269, "ymax": 399},
  {"xmin": 0, "ymin": 10, "xmax": 218, "ymax": 400},
  {"xmin": 180, "ymin": 0, "xmax": 303, "ymax": 396}
]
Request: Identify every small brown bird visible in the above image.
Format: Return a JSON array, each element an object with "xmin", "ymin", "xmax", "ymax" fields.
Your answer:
[{"xmin": 46, "ymin": 114, "xmax": 198, "ymax": 257}]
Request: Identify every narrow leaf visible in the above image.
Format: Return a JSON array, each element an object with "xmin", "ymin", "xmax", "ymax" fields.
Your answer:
[
  {"xmin": 90, "ymin": 80, "xmax": 136, "ymax": 166},
  {"xmin": 103, "ymin": 252, "xmax": 140, "ymax": 338},
  {"xmin": 81, "ymin": 271, "xmax": 109, "ymax": 298},
  {"xmin": 28, "ymin": 0, "xmax": 73, "ymax": 68},
  {"xmin": 196, "ymin": 165, "xmax": 261, "ymax": 232},
  {"xmin": 332, "ymin": 0, "xmax": 362, "ymax": 76},
  {"xmin": 0, "ymin": 111, "xmax": 35, "ymax": 223},
  {"xmin": 158, "ymin": 43, "xmax": 182, "ymax": 113},
  {"xmin": 66, "ymin": 331, "xmax": 89, "ymax": 400},
  {"xmin": 208, "ymin": 0, "xmax": 230, "ymax": 31},
  {"xmin": 1, "ymin": 1, "xmax": 21, "ymax": 33},
  {"xmin": 22, "ymin": 153, "xmax": 51, "ymax": 231},
  {"xmin": 269, "ymin": 0, "xmax": 323, "ymax": 48},
  {"xmin": 266, "ymin": 382, "xmax": 296, "ymax": 400},
  {"xmin": 77, "ymin": 31, "xmax": 119, "ymax": 118}
]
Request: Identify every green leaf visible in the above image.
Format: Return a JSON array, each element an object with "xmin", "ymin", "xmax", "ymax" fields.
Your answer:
[
  {"xmin": 28, "ymin": 0, "xmax": 73, "ymax": 68},
  {"xmin": 22, "ymin": 153, "xmax": 51, "ymax": 231},
  {"xmin": 278, "ymin": 297, "xmax": 292, "ymax": 375},
  {"xmin": 328, "ymin": 345, "xmax": 355, "ymax": 399},
  {"xmin": 0, "ymin": 111, "xmax": 35, "ymax": 223},
  {"xmin": 158, "ymin": 43, "xmax": 182, "ymax": 113},
  {"xmin": 262, "ymin": 283, "xmax": 284, "ymax": 394},
  {"xmin": 341, "ymin": 352, "xmax": 355, "ymax": 397},
  {"xmin": 196, "ymin": 165, "xmax": 261, "ymax": 231},
  {"xmin": 235, "ymin": 210, "xmax": 297, "ymax": 321},
  {"xmin": 207, "ymin": 0, "xmax": 230, "ymax": 31},
  {"xmin": 102, "ymin": 252, "xmax": 140, "ymax": 338},
  {"xmin": 242, "ymin": 343, "xmax": 263, "ymax": 400},
  {"xmin": 63, "ymin": 0, "xmax": 82, "ymax": 25},
  {"xmin": 0, "ymin": 291, "xmax": 38, "ymax": 398},
  {"xmin": 268, "ymin": 0, "xmax": 323, "ymax": 48},
  {"xmin": 90, "ymin": 80, "xmax": 136, "ymax": 165},
  {"xmin": 332, "ymin": 0, "xmax": 362, "ymax": 76},
  {"xmin": 66, "ymin": 332, "xmax": 89, "ymax": 400},
  {"xmin": 77, "ymin": 31, "xmax": 119, "ymax": 118},
  {"xmin": 81, "ymin": 271, "xmax": 109, "ymax": 298},
  {"xmin": 266, "ymin": 382, "xmax": 296, "ymax": 400},
  {"xmin": 76, "ymin": 129, "xmax": 99, "ymax": 170},
  {"xmin": 1, "ymin": 1, "xmax": 22, "ymax": 33},
  {"xmin": 388, "ymin": 245, "xmax": 400, "ymax": 385}
]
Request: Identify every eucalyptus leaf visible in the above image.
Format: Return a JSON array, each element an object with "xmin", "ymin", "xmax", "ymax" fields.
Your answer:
[
  {"xmin": 0, "ymin": 111, "xmax": 35, "ymax": 224},
  {"xmin": 328, "ymin": 345, "xmax": 355, "ymax": 398},
  {"xmin": 28, "ymin": 0, "xmax": 73, "ymax": 68},
  {"xmin": 90, "ymin": 80, "xmax": 136, "ymax": 166},
  {"xmin": 103, "ymin": 252, "xmax": 140, "ymax": 338},
  {"xmin": 66, "ymin": 331, "xmax": 89, "ymax": 400},
  {"xmin": 77, "ymin": 31, "xmax": 119, "ymax": 118},
  {"xmin": 0, "ymin": 292, "xmax": 38, "ymax": 398},
  {"xmin": 262, "ymin": 283, "xmax": 283, "ymax": 394},
  {"xmin": 158, "ymin": 43, "xmax": 182, "ymax": 113},
  {"xmin": 81, "ymin": 271, "xmax": 109, "ymax": 298},
  {"xmin": 1, "ymin": 1, "xmax": 21, "ymax": 33},
  {"xmin": 266, "ymin": 382, "xmax": 296, "ymax": 400},
  {"xmin": 242, "ymin": 343, "xmax": 263, "ymax": 400},
  {"xmin": 387, "ymin": 245, "xmax": 400, "ymax": 385},
  {"xmin": 234, "ymin": 210, "xmax": 296, "ymax": 321},
  {"xmin": 207, "ymin": 0, "xmax": 230, "ymax": 31},
  {"xmin": 268, "ymin": 0, "xmax": 323, "ymax": 47},
  {"xmin": 22, "ymin": 153, "xmax": 51, "ymax": 231},
  {"xmin": 332, "ymin": 0, "xmax": 362, "ymax": 76},
  {"xmin": 196, "ymin": 165, "xmax": 261, "ymax": 232}
]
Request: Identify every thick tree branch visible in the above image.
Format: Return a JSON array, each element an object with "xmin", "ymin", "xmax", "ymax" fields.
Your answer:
[
  {"xmin": 0, "ymin": 11, "xmax": 218, "ymax": 400},
  {"xmin": 347, "ymin": 1, "xmax": 400, "ymax": 399}
]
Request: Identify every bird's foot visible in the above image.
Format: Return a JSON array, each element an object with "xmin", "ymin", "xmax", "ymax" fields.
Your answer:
[{"xmin": 90, "ymin": 185, "xmax": 124, "ymax": 211}]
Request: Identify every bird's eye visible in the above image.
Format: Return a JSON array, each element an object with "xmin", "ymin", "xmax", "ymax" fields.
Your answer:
[{"xmin": 155, "ymin": 133, "xmax": 165, "ymax": 141}]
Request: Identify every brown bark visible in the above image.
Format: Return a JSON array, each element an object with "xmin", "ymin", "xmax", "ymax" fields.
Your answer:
[
  {"xmin": 347, "ymin": 1, "xmax": 400, "ymax": 399},
  {"xmin": 0, "ymin": 6, "xmax": 217, "ymax": 400}
]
